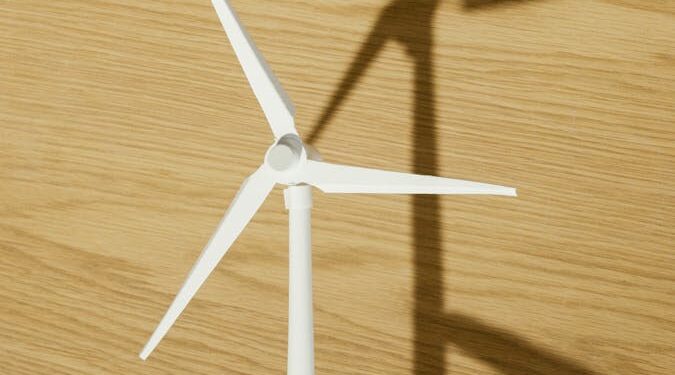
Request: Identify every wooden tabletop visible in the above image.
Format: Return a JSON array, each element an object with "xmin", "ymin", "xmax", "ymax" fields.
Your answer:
[{"xmin": 2, "ymin": 1, "xmax": 674, "ymax": 374}]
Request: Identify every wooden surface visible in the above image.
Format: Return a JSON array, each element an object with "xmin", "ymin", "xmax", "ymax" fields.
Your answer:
[{"xmin": 2, "ymin": 0, "xmax": 674, "ymax": 374}]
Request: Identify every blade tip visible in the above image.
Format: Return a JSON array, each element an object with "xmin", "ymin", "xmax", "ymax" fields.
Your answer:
[
  {"xmin": 139, "ymin": 347, "xmax": 152, "ymax": 361},
  {"xmin": 494, "ymin": 186, "xmax": 517, "ymax": 197}
]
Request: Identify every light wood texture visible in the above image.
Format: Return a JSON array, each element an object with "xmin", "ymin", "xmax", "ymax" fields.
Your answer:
[{"xmin": 1, "ymin": 1, "xmax": 674, "ymax": 374}]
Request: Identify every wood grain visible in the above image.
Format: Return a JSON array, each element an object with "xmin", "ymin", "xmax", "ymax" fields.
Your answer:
[{"xmin": 1, "ymin": 0, "xmax": 673, "ymax": 374}]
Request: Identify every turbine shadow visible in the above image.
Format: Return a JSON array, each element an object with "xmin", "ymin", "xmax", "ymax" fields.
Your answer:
[
  {"xmin": 463, "ymin": 0, "xmax": 536, "ymax": 11},
  {"xmin": 308, "ymin": 1, "xmax": 601, "ymax": 374}
]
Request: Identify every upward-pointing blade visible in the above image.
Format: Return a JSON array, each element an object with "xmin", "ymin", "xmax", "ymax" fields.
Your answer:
[
  {"xmin": 301, "ymin": 160, "xmax": 517, "ymax": 196},
  {"xmin": 211, "ymin": 0, "xmax": 298, "ymax": 139},
  {"xmin": 139, "ymin": 165, "xmax": 275, "ymax": 360}
]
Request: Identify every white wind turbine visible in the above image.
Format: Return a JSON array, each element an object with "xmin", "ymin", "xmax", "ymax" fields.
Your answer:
[{"xmin": 139, "ymin": 0, "xmax": 517, "ymax": 373}]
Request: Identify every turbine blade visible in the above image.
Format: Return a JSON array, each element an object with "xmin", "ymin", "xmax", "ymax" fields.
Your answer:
[
  {"xmin": 301, "ymin": 160, "xmax": 516, "ymax": 196},
  {"xmin": 211, "ymin": 0, "xmax": 297, "ymax": 139},
  {"xmin": 140, "ymin": 165, "xmax": 275, "ymax": 360}
]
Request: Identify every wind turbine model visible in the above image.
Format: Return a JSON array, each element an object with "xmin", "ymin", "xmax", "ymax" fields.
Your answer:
[{"xmin": 140, "ymin": 0, "xmax": 516, "ymax": 373}]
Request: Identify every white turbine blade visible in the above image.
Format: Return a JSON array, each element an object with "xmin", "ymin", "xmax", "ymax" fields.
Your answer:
[
  {"xmin": 211, "ymin": 0, "xmax": 297, "ymax": 139},
  {"xmin": 140, "ymin": 165, "xmax": 275, "ymax": 360},
  {"xmin": 301, "ymin": 160, "xmax": 516, "ymax": 196}
]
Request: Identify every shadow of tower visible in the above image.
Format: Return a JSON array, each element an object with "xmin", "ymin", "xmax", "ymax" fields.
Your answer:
[{"xmin": 307, "ymin": 1, "xmax": 602, "ymax": 374}]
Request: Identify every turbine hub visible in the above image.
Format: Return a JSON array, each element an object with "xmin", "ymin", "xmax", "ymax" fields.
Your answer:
[
  {"xmin": 267, "ymin": 144, "xmax": 299, "ymax": 171},
  {"xmin": 266, "ymin": 135, "xmax": 304, "ymax": 172}
]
